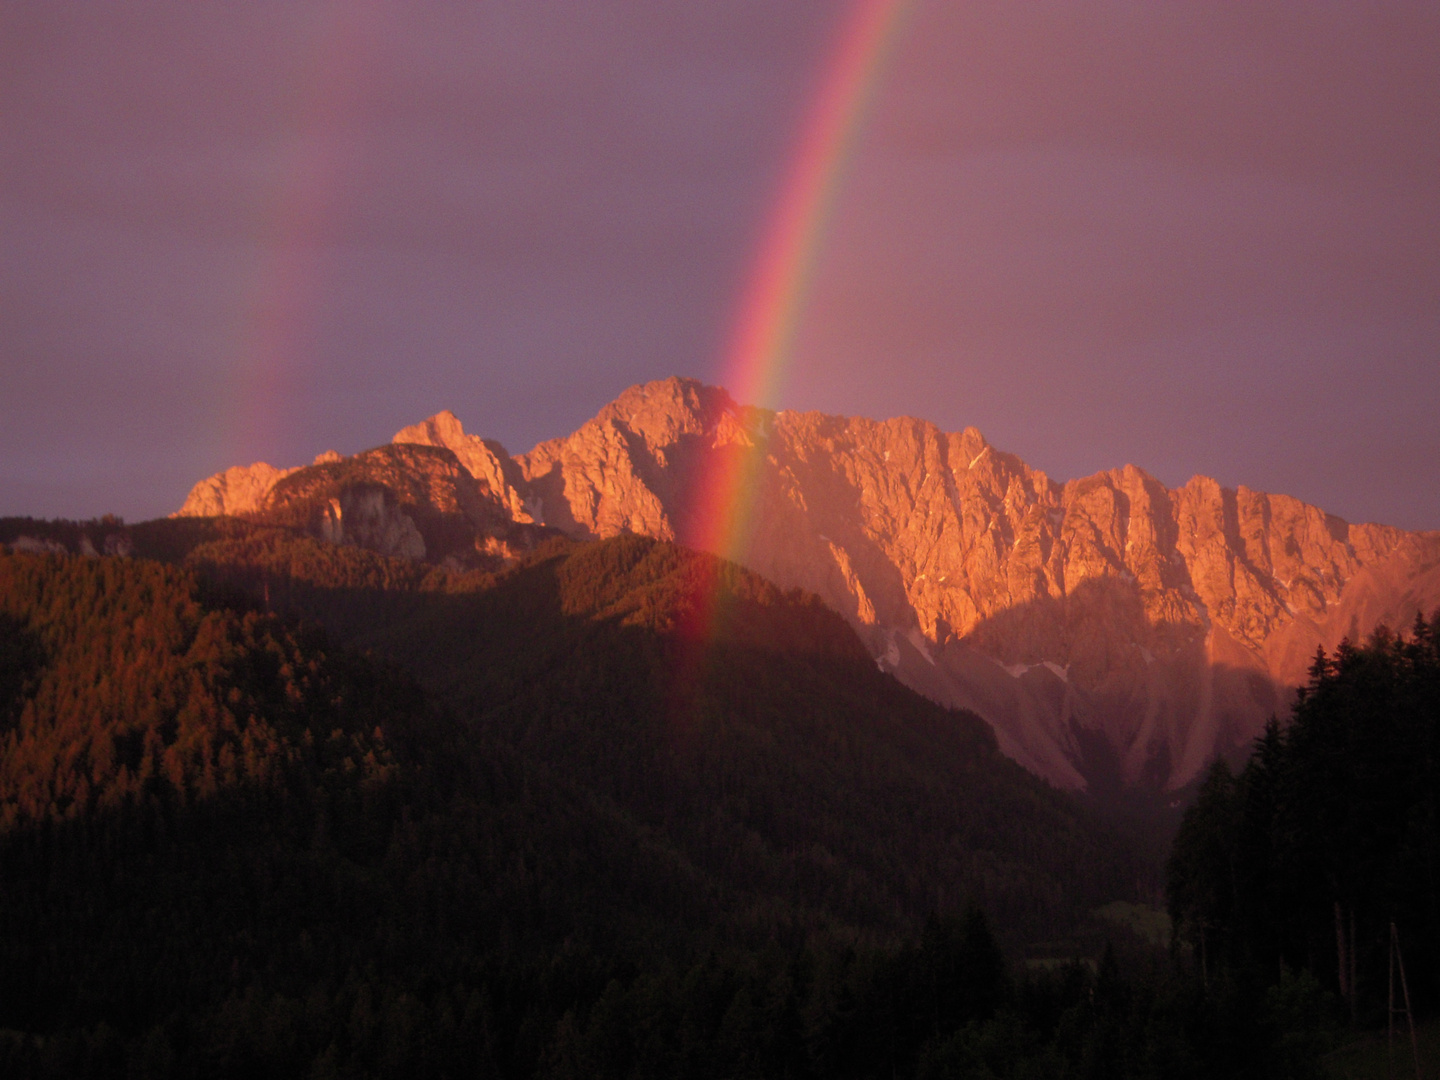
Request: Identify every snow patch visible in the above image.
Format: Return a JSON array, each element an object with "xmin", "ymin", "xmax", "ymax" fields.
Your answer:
[
  {"xmin": 1042, "ymin": 661, "xmax": 1069, "ymax": 683},
  {"xmin": 882, "ymin": 631, "xmax": 901, "ymax": 669},
  {"xmin": 968, "ymin": 446, "xmax": 990, "ymax": 469},
  {"xmin": 905, "ymin": 627, "xmax": 937, "ymax": 666}
]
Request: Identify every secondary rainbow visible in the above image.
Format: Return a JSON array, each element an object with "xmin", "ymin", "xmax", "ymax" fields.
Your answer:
[
  {"xmin": 227, "ymin": 3, "xmax": 381, "ymax": 462},
  {"xmin": 690, "ymin": 0, "xmax": 914, "ymax": 566}
]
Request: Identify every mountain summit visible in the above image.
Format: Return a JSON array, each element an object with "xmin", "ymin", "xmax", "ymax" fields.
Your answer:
[{"xmin": 177, "ymin": 377, "xmax": 1440, "ymax": 791}]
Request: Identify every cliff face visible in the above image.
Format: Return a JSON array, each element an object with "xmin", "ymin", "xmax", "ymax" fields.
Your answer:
[
  {"xmin": 392, "ymin": 411, "xmax": 535, "ymax": 526},
  {"xmin": 175, "ymin": 461, "xmax": 300, "ymax": 517},
  {"xmin": 175, "ymin": 377, "xmax": 1440, "ymax": 791},
  {"xmin": 517, "ymin": 379, "xmax": 740, "ymax": 541}
]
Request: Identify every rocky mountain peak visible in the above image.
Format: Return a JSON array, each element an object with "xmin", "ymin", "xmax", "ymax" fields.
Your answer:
[
  {"xmin": 585, "ymin": 376, "xmax": 737, "ymax": 450},
  {"xmin": 175, "ymin": 461, "xmax": 300, "ymax": 518},
  {"xmin": 173, "ymin": 377, "xmax": 1440, "ymax": 792},
  {"xmin": 393, "ymin": 411, "xmax": 533, "ymax": 524},
  {"xmin": 513, "ymin": 378, "xmax": 739, "ymax": 541}
]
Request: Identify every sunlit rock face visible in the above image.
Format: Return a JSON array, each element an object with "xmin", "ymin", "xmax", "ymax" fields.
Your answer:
[
  {"xmin": 316, "ymin": 490, "xmax": 426, "ymax": 561},
  {"xmin": 483, "ymin": 378, "xmax": 1440, "ymax": 792},
  {"xmin": 392, "ymin": 411, "xmax": 534, "ymax": 525},
  {"xmin": 177, "ymin": 377, "xmax": 1440, "ymax": 791},
  {"xmin": 175, "ymin": 462, "xmax": 300, "ymax": 517},
  {"xmin": 515, "ymin": 379, "xmax": 740, "ymax": 540}
]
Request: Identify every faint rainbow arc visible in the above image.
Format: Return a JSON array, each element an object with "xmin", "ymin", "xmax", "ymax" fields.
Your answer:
[
  {"xmin": 689, "ymin": 0, "xmax": 914, "ymax": 567},
  {"xmin": 226, "ymin": 1, "xmax": 381, "ymax": 462}
]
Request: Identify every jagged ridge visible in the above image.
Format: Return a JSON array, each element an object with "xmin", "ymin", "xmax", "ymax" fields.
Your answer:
[{"xmin": 174, "ymin": 377, "xmax": 1440, "ymax": 791}]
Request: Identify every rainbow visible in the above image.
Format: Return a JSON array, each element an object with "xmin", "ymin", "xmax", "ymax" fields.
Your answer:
[
  {"xmin": 225, "ymin": 0, "xmax": 910, "ymax": 570},
  {"xmin": 688, "ymin": 0, "xmax": 914, "ymax": 567},
  {"xmin": 227, "ymin": 3, "xmax": 379, "ymax": 462},
  {"xmin": 676, "ymin": 0, "xmax": 912, "ymax": 655}
]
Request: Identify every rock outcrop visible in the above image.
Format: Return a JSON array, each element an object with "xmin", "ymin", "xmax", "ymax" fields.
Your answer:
[
  {"xmin": 176, "ymin": 377, "xmax": 1440, "ymax": 791},
  {"xmin": 175, "ymin": 462, "xmax": 300, "ymax": 517},
  {"xmin": 392, "ymin": 411, "xmax": 535, "ymax": 525},
  {"xmin": 314, "ymin": 489, "xmax": 428, "ymax": 561}
]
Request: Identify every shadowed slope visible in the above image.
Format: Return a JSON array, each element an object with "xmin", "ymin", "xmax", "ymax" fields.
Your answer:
[{"xmin": 184, "ymin": 529, "xmax": 1142, "ymax": 942}]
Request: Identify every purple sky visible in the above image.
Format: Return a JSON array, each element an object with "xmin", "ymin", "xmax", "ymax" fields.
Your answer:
[{"xmin": 3, "ymin": 1, "xmax": 1438, "ymax": 529}]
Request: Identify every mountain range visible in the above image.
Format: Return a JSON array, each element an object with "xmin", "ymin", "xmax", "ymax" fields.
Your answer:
[{"xmin": 175, "ymin": 376, "xmax": 1440, "ymax": 792}]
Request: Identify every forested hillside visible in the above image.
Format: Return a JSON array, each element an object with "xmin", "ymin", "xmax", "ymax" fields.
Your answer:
[
  {"xmin": 1, "ymin": 523, "xmax": 1405, "ymax": 1076},
  {"xmin": 177, "ymin": 526, "xmax": 1143, "ymax": 944},
  {"xmin": 0, "ymin": 534, "xmax": 1154, "ymax": 1076}
]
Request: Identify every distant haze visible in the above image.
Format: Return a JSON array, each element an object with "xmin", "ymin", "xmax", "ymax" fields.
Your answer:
[{"xmin": 2, "ymin": 2, "xmax": 1437, "ymax": 529}]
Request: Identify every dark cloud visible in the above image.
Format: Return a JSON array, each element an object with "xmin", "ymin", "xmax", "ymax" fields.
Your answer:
[{"xmin": 2, "ymin": 1, "xmax": 1437, "ymax": 528}]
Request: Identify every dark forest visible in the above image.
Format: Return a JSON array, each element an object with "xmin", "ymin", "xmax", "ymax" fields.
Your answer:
[{"xmin": 0, "ymin": 520, "xmax": 1434, "ymax": 1077}]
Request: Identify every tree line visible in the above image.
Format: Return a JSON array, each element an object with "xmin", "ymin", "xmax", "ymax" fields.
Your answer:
[{"xmin": 1168, "ymin": 613, "xmax": 1440, "ymax": 1025}]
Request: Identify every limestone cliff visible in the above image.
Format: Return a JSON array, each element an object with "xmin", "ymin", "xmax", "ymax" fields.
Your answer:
[
  {"xmin": 392, "ymin": 411, "xmax": 534, "ymax": 525},
  {"xmin": 175, "ymin": 377, "xmax": 1440, "ymax": 791},
  {"xmin": 469, "ymin": 378, "xmax": 1440, "ymax": 791},
  {"xmin": 175, "ymin": 461, "xmax": 299, "ymax": 517},
  {"xmin": 515, "ymin": 380, "xmax": 742, "ymax": 539},
  {"xmin": 174, "ymin": 450, "xmax": 347, "ymax": 518}
]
